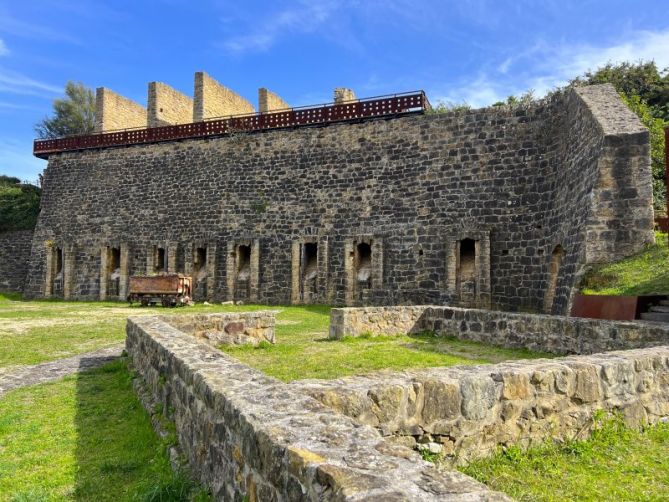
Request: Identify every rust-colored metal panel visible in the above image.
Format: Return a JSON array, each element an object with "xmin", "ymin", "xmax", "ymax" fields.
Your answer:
[
  {"xmin": 655, "ymin": 217, "xmax": 669, "ymax": 232},
  {"xmin": 571, "ymin": 294, "xmax": 639, "ymax": 321},
  {"xmin": 129, "ymin": 275, "xmax": 188, "ymax": 295},
  {"xmin": 33, "ymin": 91, "xmax": 428, "ymax": 159}
]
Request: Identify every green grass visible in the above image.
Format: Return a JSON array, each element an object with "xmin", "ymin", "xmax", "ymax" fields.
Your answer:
[
  {"xmin": 0, "ymin": 293, "xmax": 262, "ymax": 369},
  {"xmin": 219, "ymin": 305, "xmax": 547, "ymax": 381},
  {"xmin": 0, "ymin": 294, "xmax": 545, "ymax": 379},
  {"xmin": 458, "ymin": 413, "xmax": 669, "ymax": 501},
  {"xmin": 580, "ymin": 232, "xmax": 669, "ymax": 295},
  {"xmin": 0, "ymin": 359, "xmax": 209, "ymax": 501}
]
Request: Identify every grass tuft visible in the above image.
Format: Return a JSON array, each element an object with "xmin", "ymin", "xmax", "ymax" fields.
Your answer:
[
  {"xmin": 459, "ymin": 413, "xmax": 669, "ymax": 501},
  {"xmin": 581, "ymin": 232, "xmax": 669, "ymax": 295}
]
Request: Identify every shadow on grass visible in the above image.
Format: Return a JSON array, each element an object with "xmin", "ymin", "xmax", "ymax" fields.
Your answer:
[{"xmin": 74, "ymin": 357, "xmax": 206, "ymax": 501}]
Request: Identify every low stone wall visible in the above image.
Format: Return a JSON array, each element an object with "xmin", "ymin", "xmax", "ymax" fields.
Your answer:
[
  {"xmin": 297, "ymin": 346, "xmax": 669, "ymax": 464},
  {"xmin": 329, "ymin": 306, "xmax": 429, "ymax": 339},
  {"xmin": 126, "ymin": 314, "xmax": 508, "ymax": 501},
  {"xmin": 421, "ymin": 306, "xmax": 669, "ymax": 355},
  {"xmin": 329, "ymin": 305, "xmax": 669, "ymax": 355},
  {"xmin": 0, "ymin": 229, "xmax": 33, "ymax": 292},
  {"xmin": 161, "ymin": 311, "xmax": 276, "ymax": 346}
]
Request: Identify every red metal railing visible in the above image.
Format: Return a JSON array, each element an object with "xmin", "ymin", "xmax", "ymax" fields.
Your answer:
[{"xmin": 33, "ymin": 91, "xmax": 428, "ymax": 158}]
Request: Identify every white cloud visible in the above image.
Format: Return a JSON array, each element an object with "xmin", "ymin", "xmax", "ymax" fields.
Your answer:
[
  {"xmin": 0, "ymin": 68, "xmax": 61, "ymax": 97},
  {"xmin": 0, "ymin": 39, "xmax": 8, "ymax": 57},
  {"xmin": 530, "ymin": 29, "xmax": 669, "ymax": 91},
  {"xmin": 432, "ymin": 28, "xmax": 669, "ymax": 109},
  {"xmin": 221, "ymin": 0, "xmax": 344, "ymax": 54}
]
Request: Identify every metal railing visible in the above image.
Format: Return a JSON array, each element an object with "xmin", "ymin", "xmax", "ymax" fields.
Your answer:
[{"xmin": 33, "ymin": 91, "xmax": 429, "ymax": 158}]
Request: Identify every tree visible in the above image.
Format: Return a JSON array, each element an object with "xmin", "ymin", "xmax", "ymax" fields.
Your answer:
[
  {"xmin": 0, "ymin": 177, "xmax": 41, "ymax": 231},
  {"xmin": 570, "ymin": 61, "xmax": 669, "ymax": 121},
  {"xmin": 34, "ymin": 81, "xmax": 96, "ymax": 139}
]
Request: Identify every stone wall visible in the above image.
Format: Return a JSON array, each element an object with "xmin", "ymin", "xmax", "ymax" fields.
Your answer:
[
  {"xmin": 147, "ymin": 82, "xmax": 193, "ymax": 128},
  {"xmin": 329, "ymin": 305, "xmax": 669, "ymax": 355},
  {"xmin": 334, "ymin": 88, "xmax": 356, "ymax": 103},
  {"xmin": 0, "ymin": 230, "xmax": 33, "ymax": 292},
  {"xmin": 298, "ymin": 346, "xmax": 669, "ymax": 464},
  {"xmin": 193, "ymin": 72, "xmax": 254, "ymax": 121},
  {"xmin": 26, "ymin": 85, "xmax": 654, "ymax": 313},
  {"xmin": 126, "ymin": 314, "xmax": 508, "ymax": 501},
  {"xmin": 329, "ymin": 306, "xmax": 428, "ymax": 339},
  {"xmin": 576, "ymin": 85, "xmax": 655, "ymax": 264},
  {"xmin": 258, "ymin": 88, "xmax": 289, "ymax": 113},
  {"xmin": 94, "ymin": 87, "xmax": 147, "ymax": 133},
  {"xmin": 161, "ymin": 311, "xmax": 276, "ymax": 346}
]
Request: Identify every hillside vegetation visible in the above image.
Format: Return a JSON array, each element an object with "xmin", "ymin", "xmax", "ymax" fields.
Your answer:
[
  {"xmin": 580, "ymin": 232, "xmax": 669, "ymax": 295},
  {"xmin": 0, "ymin": 175, "xmax": 41, "ymax": 232}
]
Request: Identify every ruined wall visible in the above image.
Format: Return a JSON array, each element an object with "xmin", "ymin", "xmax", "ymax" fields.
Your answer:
[
  {"xmin": 298, "ymin": 345, "xmax": 669, "ymax": 464},
  {"xmin": 258, "ymin": 88, "xmax": 289, "ymax": 113},
  {"xmin": 25, "ymin": 85, "xmax": 653, "ymax": 312},
  {"xmin": 161, "ymin": 311, "xmax": 276, "ymax": 346},
  {"xmin": 329, "ymin": 306, "xmax": 429, "ymax": 338},
  {"xmin": 193, "ymin": 72, "xmax": 254, "ymax": 121},
  {"xmin": 94, "ymin": 87, "xmax": 146, "ymax": 132},
  {"xmin": 126, "ymin": 314, "xmax": 505, "ymax": 500},
  {"xmin": 576, "ymin": 85, "xmax": 655, "ymax": 264},
  {"xmin": 0, "ymin": 230, "xmax": 32, "ymax": 292},
  {"xmin": 330, "ymin": 305, "xmax": 669, "ymax": 355},
  {"xmin": 147, "ymin": 82, "xmax": 193, "ymax": 128}
]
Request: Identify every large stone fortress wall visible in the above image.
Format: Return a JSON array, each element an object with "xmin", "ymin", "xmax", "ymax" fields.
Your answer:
[{"xmin": 25, "ymin": 83, "xmax": 654, "ymax": 313}]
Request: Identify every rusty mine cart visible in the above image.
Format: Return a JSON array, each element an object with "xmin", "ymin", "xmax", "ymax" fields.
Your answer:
[{"xmin": 128, "ymin": 274, "xmax": 192, "ymax": 307}]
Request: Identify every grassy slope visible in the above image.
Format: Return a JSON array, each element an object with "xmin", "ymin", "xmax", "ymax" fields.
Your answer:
[
  {"xmin": 580, "ymin": 232, "xmax": 669, "ymax": 295},
  {"xmin": 459, "ymin": 415, "xmax": 669, "ymax": 502},
  {"xmin": 0, "ymin": 359, "xmax": 208, "ymax": 502},
  {"xmin": 220, "ymin": 305, "xmax": 546, "ymax": 381}
]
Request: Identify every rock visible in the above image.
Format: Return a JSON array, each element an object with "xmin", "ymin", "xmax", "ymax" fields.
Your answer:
[
  {"xmin": 422, "ymin": 379, "xmax": 461, "ymax": 423},
  {"xmin": 460, "ymin": 376, "xmax": 498, "ymax": 420},
  {"xmin": 502, "ymin": 372, "xmax": 532, "ymax": 400}
]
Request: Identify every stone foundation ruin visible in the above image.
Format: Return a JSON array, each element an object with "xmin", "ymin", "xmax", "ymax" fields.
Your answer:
[
  {"xmin": 24, "ymin": 81, "xmax": 654, "ymax": 314},
  {"xmin": 126, "ymin": 310, "xmax": 669, "ymax": 500}
]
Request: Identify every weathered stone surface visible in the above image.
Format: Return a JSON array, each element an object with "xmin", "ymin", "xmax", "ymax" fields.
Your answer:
[
  {"xmin": 0, "ymin": 229, "xmax": 32, "ymax": 292},
  {"xmin": 95, "ymin": 87, "xmax": 146, "ymax": 133},
  {"xmin": 162, "ymin": 311, "xmax": 276, "ymax": 346},
  {"xmin": 26, "ymin": 85, "xmax": 654, "ymax": 315},
  {"xmin": 330, "ymin": 305, "xmax": 669, "ymax": 355},
  {"xmin": 297, "ymin": 346, "xmax": 669, "ymax": 464},
  {"xmin": 126, "ymin": 315, "xmax": 509, "ymax": 500}
]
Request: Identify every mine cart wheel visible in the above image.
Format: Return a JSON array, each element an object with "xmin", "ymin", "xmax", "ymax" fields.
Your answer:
[
  {"xmin": 161, "ymin": 298, "xmax": 170, "ymax": 308},
  {"xmin": 140, "ymin": 297, "xmax": 149, "ymax": 307}
]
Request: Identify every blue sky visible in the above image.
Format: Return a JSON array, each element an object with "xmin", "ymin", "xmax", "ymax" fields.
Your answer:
[{"xmin": 1, "ymin": 0, "xmax": 668, "ymax": 182}]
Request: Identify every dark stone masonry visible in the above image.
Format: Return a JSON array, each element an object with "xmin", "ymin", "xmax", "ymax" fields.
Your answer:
[
  {"xmin": 24, "ymin": 84, "xmax": 654, "ymax": 314},
  {"xmin": 0, "ymin": 229, "xmax": 33, "ymax": 292}
]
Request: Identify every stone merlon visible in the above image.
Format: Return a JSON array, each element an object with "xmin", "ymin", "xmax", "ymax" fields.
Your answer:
[
  {"xmin": 258, "ymin": 88, "xmax": 290, "ymax": 113},
  {"xmin": 193, "ymin": 71, "xmax": 255, "ymax": 121},
  {"xmin": 147, "ymin": 82, "xmax": 194, "ymax": 128},
  {"xmin": 94, "ymin": 87, "xmax": 147, "ymax": 133}
]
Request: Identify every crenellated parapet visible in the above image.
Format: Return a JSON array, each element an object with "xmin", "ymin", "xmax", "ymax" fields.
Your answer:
[
  {"xmin": 258, "ymin": 87, "xmax": 289, "ymax": 113},
  {"xmin": 194, "ymin": 72, "xmax": 255, "ymax": 121},
  {"xmin": 147, "ymin": 82, "xmax": 193, "ymax": 128},
  {"xmin": 333, "ymin": 87, "xmax": 357, "ymax": 104},
  {"xmin": 94, "ymin": 87, "xmax": 147, "ymax": 133}
]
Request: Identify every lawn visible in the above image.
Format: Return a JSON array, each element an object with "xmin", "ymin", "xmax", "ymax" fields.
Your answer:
[
  {"xmin": 0, "ymin": 359, "xmax": 208, "ymax": 502},
  {"xmin": 458, "ymin": 413, "xmax": 669, "ymax": 502},
  {"xmin": 580, "ymin": 231, "xmax": 669, "ymax": 295},
  {"xmin": 0, "ymin": 293, "xmax": 545, "ymax": 379},
  {"xmin": 218, "ymin": 305, "xmax": 547, "ymax": 381}
]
